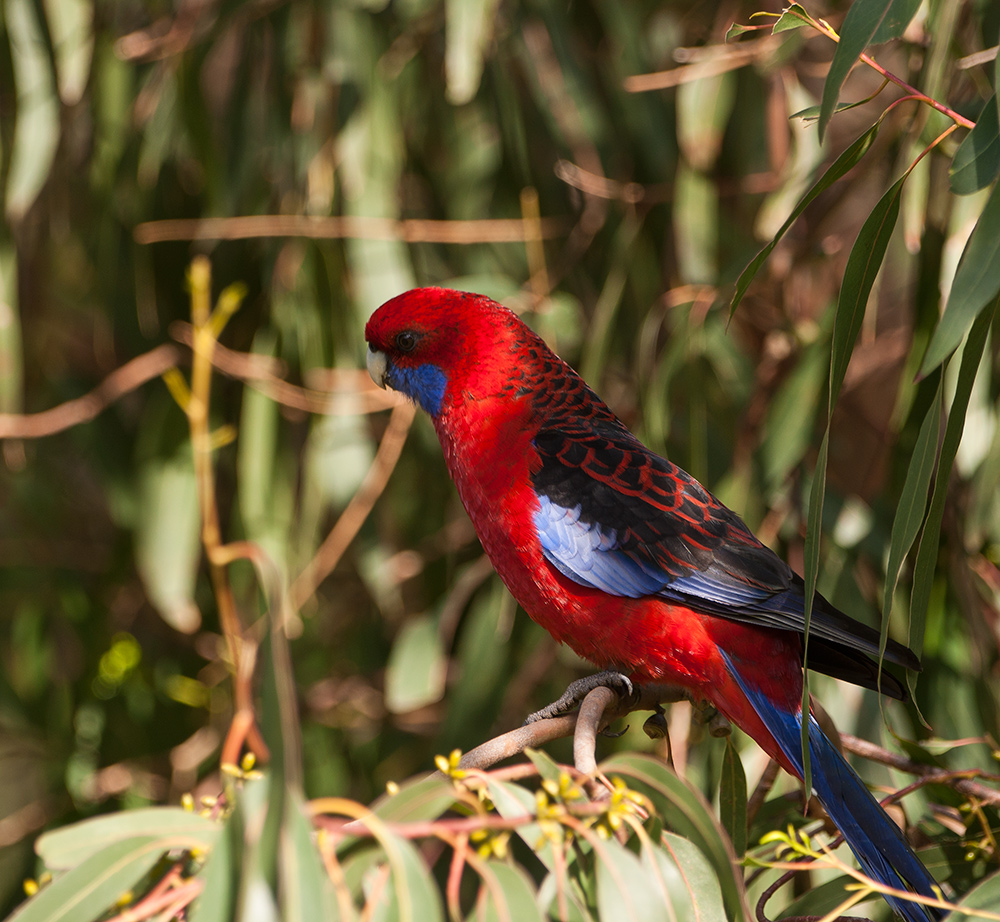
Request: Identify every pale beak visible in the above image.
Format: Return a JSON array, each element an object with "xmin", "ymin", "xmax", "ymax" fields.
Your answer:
[{"xmin": 366, "ymin": 345, "xmax": 389, "ymax": 389}]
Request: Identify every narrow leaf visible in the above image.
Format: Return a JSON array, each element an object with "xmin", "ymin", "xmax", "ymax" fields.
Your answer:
[
  {"xmin": 880, "ymin": 386, "xmax": 943, "ymax": 665},
  {"xmin": 719, "ymin": 740, "xmax": 747, "ymax": 858},
  {"xmin": 820, "ymin": 0, "xmax": 894, "ymax": 139},
  {"xmin": 476, "ymin": 861, "xmax": 545, "ymax": 922},
  {"xmin": 598, "ymin": 753, "xmax": 748, "ymax": 920},
  {"xmin": 870, "ymin": 0, "xmax": 921, "ymax": 44},
  {"xmin": 37, "ymin": 808, "xmax": 218, "ymax": 870},
  {"xmin": 384, "ymin": 614, "xmax": 447, "ymax": 714},
  {"xmin": 830, "ymin": 174, "xmax": 906, "ymax": 398},
  {"xmin": 921, "ymin": 180, "xmax": 1000, "ymax": 374},
  {"xmin": 909, "ymin": 300, "xmax": 997, "ymax": 664},
  {"xmin": 731, "ymin": 120, "xmax": 882, "ymax": 315},
  {"xmin": 950, "ymin": 95, "xmax": 1000, "ymax": 195},
  {"xmin": 9, "ymin": 838, "xmax": 171, "ymax": 922},
  {"xmin": 593, "ymin": 837, "xmax": 664, "ymax": 922},
  {"xmin": 772, "ymin": 4, "xmax": 812, "ymax": 33}
]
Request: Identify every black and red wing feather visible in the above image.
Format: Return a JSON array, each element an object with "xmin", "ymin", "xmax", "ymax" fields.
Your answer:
[{"xmin": 527, "ymin": 378, "xmax": 918, "ymax": 698}]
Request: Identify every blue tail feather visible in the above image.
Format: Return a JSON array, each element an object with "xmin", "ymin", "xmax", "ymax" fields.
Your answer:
[{"xmin": 726, "ymin": 665, "xmax": 943, "ymax": 921}]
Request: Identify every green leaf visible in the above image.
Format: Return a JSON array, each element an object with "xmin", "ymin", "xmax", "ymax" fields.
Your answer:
[
  {"xmin": 772, "ymin": 4, "xmax": 812, "ymax": 33},
  {"xmin": 760, "ymin": 335, "xmax": 828, "ymax": 489},
  {"xmin": 0, "ymin": 245, "xmax": 23, "ymax": 414},
  {"xmin": 719, "ymin": 740, "xmax": 747, "ymax": 858},
  {"xmin": 731, "ymin": 120, "xmax": 882, "ymax": 315},
  {"xmin": 445, "ymin": 0, "xmax": 502, "ymax": 105},
  {"xmin": 880, "ymin": 385, "xmax": 942, "ymax": 663},
  {"xmin": 830, "ymin": 174, "xmax": 906, "ymax": 399},
  {"xmin": 921, "ymin": 180, "xmax": 1000, "ymax": 374},
  {"xmin": 593, "ymin": 836, "xmax": 665, "ymax": 922},
  {"xmin": 598, "ymin": 753, "xmax": 747, "ymax": 921},
  {"xmin": 476, "ymin": 861, "xmax": 545, "ymax": 922},
  {"xmin": 384, "ymin": 614, "xmax": 447, "ymax": 714},
  {"xmin": 946, "ymin": 866, "xmax": 1000, "ymax": 920},
  {"xmin": 483, "ymin": 778, "xmax": 556, "ymax": 872},
  {"xmin": 524, "ymin": 747, "xmax": 563, "ymax": 787},
  {"xmin": 279, "ymin": 791, "xmax": 337, "ymax": 922},
  {"xmin": 724, "ymin": 22, "xmax": 755, "ymax": 41},
  {"xmin": 42, "ymin": 0, "xmax": 94, "ymax": 105},
  {"xmin": 5, "ymin": 0, "xmax": 60, "ymax": 223},
  {"xmin": 950, "ymin": 95, "xmax": 1000, "ymax": 194},
  {"xmin": 909, "ymin": 300, "xmax": 996, "ymax": 663},
  {"xmin": 37, "ymin": 808, "xmax": 219, "ymax": 871},
  {"xmin": 188, "ymin": 812, "xmax": 237, "ymax": 922},
  {"xmin": 135, "ymin": 449, "xmax": 202, "ymax": 633},
  {"xmin": 819, "ymin": 0, "xmax": 894, "ymax": 139},
  {"xmin": 870, "ymin": 0, "xmax": 921, "ymax": 44},
  {"xmin": 377, "ymin": 826, "xmax": 445, "ymax": 922},
  {"xmin": 9, "ymin": 837, "xmax": 171, "ymax": 922},
  {"xmin": 641, "ymin": 832, "xmax": 727, "ymax": 922},
  {"xmin": 371, "ymin": 773, "xmax": 459, "ymax": 825}
]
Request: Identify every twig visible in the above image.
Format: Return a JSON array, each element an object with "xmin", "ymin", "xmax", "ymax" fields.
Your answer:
[
  {"xmin": 134, "ymin": 214, "xmax": 567, "ymax": 245},
  {"xmin": 287, "ymin": 400, "xmax": 416, "ymax": 611},
  {"xmin": 0, "ymin": 344, "xmax": 180, "ymax": 439},
  {"xmin": 458, "ymin": 682, "xmax": 693, "ymax": 772},
  {"xmin": 840, "ymin": 733, "xmax": 1000, "ymax": 806},
  {"xmin": 624, "ymin": 37, "xmax": 780, "ymax": 92}
]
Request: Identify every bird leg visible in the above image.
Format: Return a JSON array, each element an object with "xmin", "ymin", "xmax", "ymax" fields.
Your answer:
[{"xmin": 524, "ymin": 669, "xmax": 639, "ymax": 724}]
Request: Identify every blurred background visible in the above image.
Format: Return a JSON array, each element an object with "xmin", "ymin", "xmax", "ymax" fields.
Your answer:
[{"xmin": 1, "ymin": 0, "xmax": 998, "ymax": 914}]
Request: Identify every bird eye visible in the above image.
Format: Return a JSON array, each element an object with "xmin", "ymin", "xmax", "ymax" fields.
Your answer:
[{"xmin": 395, "ymin": 331, "xmax": 418, "ymax": 353}]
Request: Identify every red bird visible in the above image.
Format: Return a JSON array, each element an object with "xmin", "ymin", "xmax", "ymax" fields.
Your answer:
[{"xmin": 365, "ymin": 288, "xmax": 941, "ymax": 921}]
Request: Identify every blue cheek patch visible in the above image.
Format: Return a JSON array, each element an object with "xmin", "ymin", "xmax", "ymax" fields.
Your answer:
[{"xmin": 389, "ymin": 362, "xmax": 448, "ymax": 416}]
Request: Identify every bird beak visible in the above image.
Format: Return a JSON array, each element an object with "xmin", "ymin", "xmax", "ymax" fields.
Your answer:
[{"xmin": 367, "ymin": 345, "xmax": 389, "ymax": 389}]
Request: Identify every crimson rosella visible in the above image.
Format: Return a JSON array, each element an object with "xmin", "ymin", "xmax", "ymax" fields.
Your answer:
[{"xmin": 365, "ymin": 288, "xmax": 942, "ymax": 921}]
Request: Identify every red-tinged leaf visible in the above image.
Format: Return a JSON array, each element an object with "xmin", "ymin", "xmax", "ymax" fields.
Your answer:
[
  {"xmin": 731, "ymin": 120, "xmax": 882, "ymax": 315},
  {"xmin": 921, "ymin": 180, "xmax": 1000, "ymax": 374},
  {"xmin": 819, "ymin": 0, "xmax": 895, "ymax": 139},
  {"xmin": 950, "ymin": 95, "xmax": 1000, "ymax": 195}
]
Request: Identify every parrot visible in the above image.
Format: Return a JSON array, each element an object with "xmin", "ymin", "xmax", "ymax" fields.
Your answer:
[{"xmin": 365, "ymin": 287, "xmax": 943, "ymax": 921}]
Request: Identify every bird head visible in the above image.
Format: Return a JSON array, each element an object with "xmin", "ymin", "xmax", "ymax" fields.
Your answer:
[{"xmin": 365, "ymin": 288, "xmax": 524, "ymax": 417}]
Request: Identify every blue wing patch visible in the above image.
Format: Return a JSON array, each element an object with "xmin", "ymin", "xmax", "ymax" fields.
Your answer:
[
  {"xmin": 534, "ymin": 494, "xmax": 667, "ymax": 597},
  {"xmin": 534, "ymin": 494, "xmax": 780, "ymax": 606}
]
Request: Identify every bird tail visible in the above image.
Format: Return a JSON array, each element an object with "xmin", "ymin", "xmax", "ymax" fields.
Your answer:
[{"xmin": 727, "ymin": 666, "xmax": 943, "ymax": 922}]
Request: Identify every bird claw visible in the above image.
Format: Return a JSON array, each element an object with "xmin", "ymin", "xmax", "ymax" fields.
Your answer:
[{"xmin": 524, "ymin": 670, "xmax": 638, "ymax": 724}]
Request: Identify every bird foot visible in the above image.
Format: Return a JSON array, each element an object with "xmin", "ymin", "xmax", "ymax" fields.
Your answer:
[{"xmin": 524, "ymin": 670, "xmax": 639, "ymax": 724}]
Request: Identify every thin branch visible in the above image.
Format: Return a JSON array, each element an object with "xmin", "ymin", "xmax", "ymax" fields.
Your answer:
[
  {"xmin": 458, "ymin": 682, "xmax": 694, "ymax": 773},
  {"xmin": 624, "ymin": 37, "xmax": 781, "ymax": 92},
  {"xmin": 288, "ymin": 400, "xmax": 416, "ymax": 611},
  {"xmin": 0, "ymin": 344, "xmax": 180, "ymax": 439},
  {"xmin": 134, "ymin": 214, "xmax": 568, "ymax": 245},
  {"xmin": 841, "ymin": 733, "xmax": 1000, "ymax": 806}
]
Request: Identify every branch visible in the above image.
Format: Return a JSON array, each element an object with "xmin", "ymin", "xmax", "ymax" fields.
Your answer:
[
  {"xmin": 0, "ymin": 344, "xmax": 179, "ymax": 438},
  {"xmin": 841, "ymin": 733, "xmax": 1000, "ymax": 806},
  {"xmin": 458, "ymin": 682, "xmax": 701, "ymax": 773},
  {"xmin": 134, "ymin": 214, "xmax": 568, "ymax": 245}
]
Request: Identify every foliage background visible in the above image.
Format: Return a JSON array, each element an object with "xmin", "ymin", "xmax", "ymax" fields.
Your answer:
[{"xmin": 0, "ymin": 0, "xmax": 999, "ymax": 918}]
